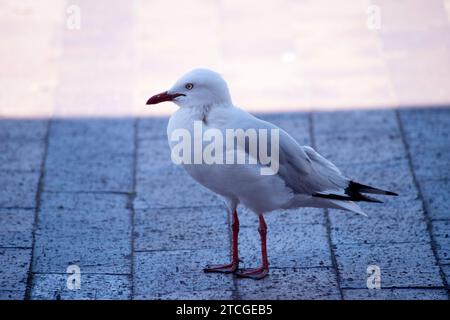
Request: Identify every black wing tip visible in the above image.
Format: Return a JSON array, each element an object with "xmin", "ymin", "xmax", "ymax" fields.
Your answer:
[
  {"xmin": 356, "ymin": 194, "xmax": 383, "ymax": 203},
  {"xmin": 386, "ymin": 191, "xmax": 399, "ymax": 196},
  {"xmin": 348, "ymin": 181, "xmax": 398, "ymax": 197},
  {"xmin": 369, "ymin": 197, "xmax": 383, "ymax": 203},
  {"xmin": 313, "ymin": 193, "xmax": 383, "ymax": 203},
  {"xmin": 312, "ymin": 181, "xmax": 397, "ymax": 203}
]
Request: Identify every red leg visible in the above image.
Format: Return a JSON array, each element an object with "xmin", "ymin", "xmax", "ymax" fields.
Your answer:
[
  {"xmin": 204, "ymin": 209, "xmax": 240, "ymax": 273},
  {"xmin": 235, "ymin": 214, "xmax": 269, "ymax": 280}
]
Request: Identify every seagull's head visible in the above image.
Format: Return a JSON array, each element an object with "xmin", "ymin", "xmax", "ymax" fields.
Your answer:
[{"xmin": 146, "ymin": 68, "xmax": 232, "ymax": 108}]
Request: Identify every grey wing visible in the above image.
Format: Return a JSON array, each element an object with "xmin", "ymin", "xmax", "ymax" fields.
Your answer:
[
  {"xmin": 277, "ymin": 130, "xmax": 349, "ymax": 195},
  {"xmin": 228, "ymin": 108, "xmax": 349, "ymax": 195}
]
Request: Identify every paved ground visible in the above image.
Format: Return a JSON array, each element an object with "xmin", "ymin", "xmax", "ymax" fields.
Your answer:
[
  {"xmin": 1, "ymin": 108, "xmax": 450, "ymax": 300},
  {"xmin": 1, "ymin": 0, "xmax": 450, "ymax": 300}
]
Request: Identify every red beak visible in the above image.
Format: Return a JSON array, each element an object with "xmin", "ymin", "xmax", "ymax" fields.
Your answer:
[{"xmin": 146, "ymin": 91, "xmax": 185, "ymax": 105}]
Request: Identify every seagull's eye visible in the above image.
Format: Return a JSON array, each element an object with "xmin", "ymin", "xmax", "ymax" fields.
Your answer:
[{"xmin": 185, "ymin": 83, "xmax": 194, "ymax": 90}]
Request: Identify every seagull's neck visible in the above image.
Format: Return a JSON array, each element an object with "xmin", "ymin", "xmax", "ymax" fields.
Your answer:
[
  {"xmin": 182, "ymin": 102, "xmax": 230, "ymax": 122},
  {"xmin": 168, "ymin": 102, "xmax": 236, "ymax": 138}
]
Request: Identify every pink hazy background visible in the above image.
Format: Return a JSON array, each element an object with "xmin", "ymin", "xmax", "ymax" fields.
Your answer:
[{"xmin": 1, "ymin": 0, "xmax": 450, "ymax": 118}]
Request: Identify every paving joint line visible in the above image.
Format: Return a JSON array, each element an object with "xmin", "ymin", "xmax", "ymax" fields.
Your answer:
[
  {"xmin": 0, "ymin": 207, "xmax": 35, "ymax": 211},
  {"xmin": 309, "ymin": 112, "xmax": 344, "ymax": 300},
  {"xmin": 24, "ymin": 118, "xmax": 52, "ymax": 300},
  {"xmin": 42, "ymin": 190, "xmax": 134, "ymax": 196},
  {"xmin": 129, "ymin": 117, "xmax": 139, "ymax": 299}
]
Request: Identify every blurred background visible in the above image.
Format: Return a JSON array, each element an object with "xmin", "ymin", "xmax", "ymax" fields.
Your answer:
[{"xmin": 1, "ymin": 0, "xmax": 450, "ymax": 118}]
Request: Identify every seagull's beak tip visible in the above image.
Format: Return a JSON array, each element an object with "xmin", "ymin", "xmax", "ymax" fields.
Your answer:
[{"xmin": 146, "ymin": 91, "xmax": 169, "ymax": 105}]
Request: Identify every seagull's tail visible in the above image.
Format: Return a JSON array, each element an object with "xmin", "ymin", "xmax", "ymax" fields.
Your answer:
[
  {"xmin": 327, "ymin": 200, "xmax": 368, "ymax": 217},
  {"xmin": 313, "ymin": 181, "xmax": 398, "ymax": 204},
  {"xmin": 288, "ymin": 194, "xmax": 368, "ymax": 216}
]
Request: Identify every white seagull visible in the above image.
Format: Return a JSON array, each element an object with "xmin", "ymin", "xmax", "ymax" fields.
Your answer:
[{"xmin": 146, "ymin": 68, "xmax": 397, "ymax": 280}]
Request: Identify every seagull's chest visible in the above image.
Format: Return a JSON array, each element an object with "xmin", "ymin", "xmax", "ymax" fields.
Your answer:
[
  {"xmin": 166, "ymin": 106, "xmax": 226, "ymax": 148},
  {"xmin": 166, "ymin": 106, "xmax": 226, "ymax": 175},
  {"xmin": 166, "ymin": 107, "xmax": 239, "ymax": 193},
  {"xmin": 165, "ymin": 107, "xmax": 294, "ymax": 211},
  {"xmin": 168, "ymin": 107, "xmax": 203, "ymax": 137}
]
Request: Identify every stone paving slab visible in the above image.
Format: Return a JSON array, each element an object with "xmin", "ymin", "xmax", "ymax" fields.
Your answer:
[
  {"xmin": 235, "ymin": 268, "xmax": 341, "ymax": 300},
  {"xmin": 399, "ymin": 108, "xmax": 450, "ymax": 182},
  {"xmin": 431, "ymin": 220, "xmax": 450, "ymax": 265},
  {"xmin": 0, "ymin": 171, "xmax": 40, "ymax": 208},
  {"xmin": 335, "ymin": 242, "xmax": 443, "ymax": 288},
  {"xmin": 329, "ymin": 209, "xmax": 429, "ymax": 245},
  {"xmin": 406, "ymin": 156, "xmax": 450, "ymax": 183},
  {"xmin": 0, "ymin": 140, "xmax": 46, "ymax": 171},
  {"xmin": 134, "ymin": 206, "xmax": 229, "ymax": 251},
  {"xmin": 443, "ymin": 266, "xmax": 450, "ymax": 288},
  {"xmin": 238, "ymin": 219, "xmax": 331, "ymax": 269},
  {"xmin": 135, "ymin": 289, "xmax": 234, "ymax": 300},
  {"xmin": 133, "ymin": 249, "xmax": 234, "ymax": 298},
  {"xmin": 137, "ymin": 138, "xmax": 172, "ymax": 166},
  {"xmin": 313, "ymin": 110, "xmax": 399, "ymax": 135},
  {"xmin": 44, "ymin": 119, "xmax": 134, "ymax": 193},
  {"xmin": 33, "ymin": 192, "xmax": 132, "ymax": 274},
  {"xmin": 343, "ymin": 288, "xmax": 449, "ymax": 300},
  {"xmin": 420, "ymin": 179, "xmax": 450, "ymax": 220},
  {"xmin": 138, "ymin": 118, "xmax": 170, "ymax": 141},
  {"xmin": 0, "ymin": 208, "xmax": 34, "ymax": 247},
  {"xmin": 44, "ymin": 160, "xmax": 134, "ymax": 193},
  {"xmin": 314, "ymin": 131, "xmax": 406, "ymax": 167},
  {"xmin": 0, "ymin": 120, "xmax": 48, "ymax": 141},
  {"xmin": 0, "ymin": 248, "xmax": 31, "ymax": 295},
  {"xmin": 0, "ymin": 290, "xmax": 25, "ymax": 300},
  {"xmin": 31, "ymin": 273, "xmax": 131, "ymax": 300},
  {"xmin": 135, "ymin": 156, "xmax": 223, "ymax": 210}
]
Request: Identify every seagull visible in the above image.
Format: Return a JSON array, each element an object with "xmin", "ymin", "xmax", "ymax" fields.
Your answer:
[{"xmin": 146, "ymin": 68, "xmax": 398, "ymax": 280}]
